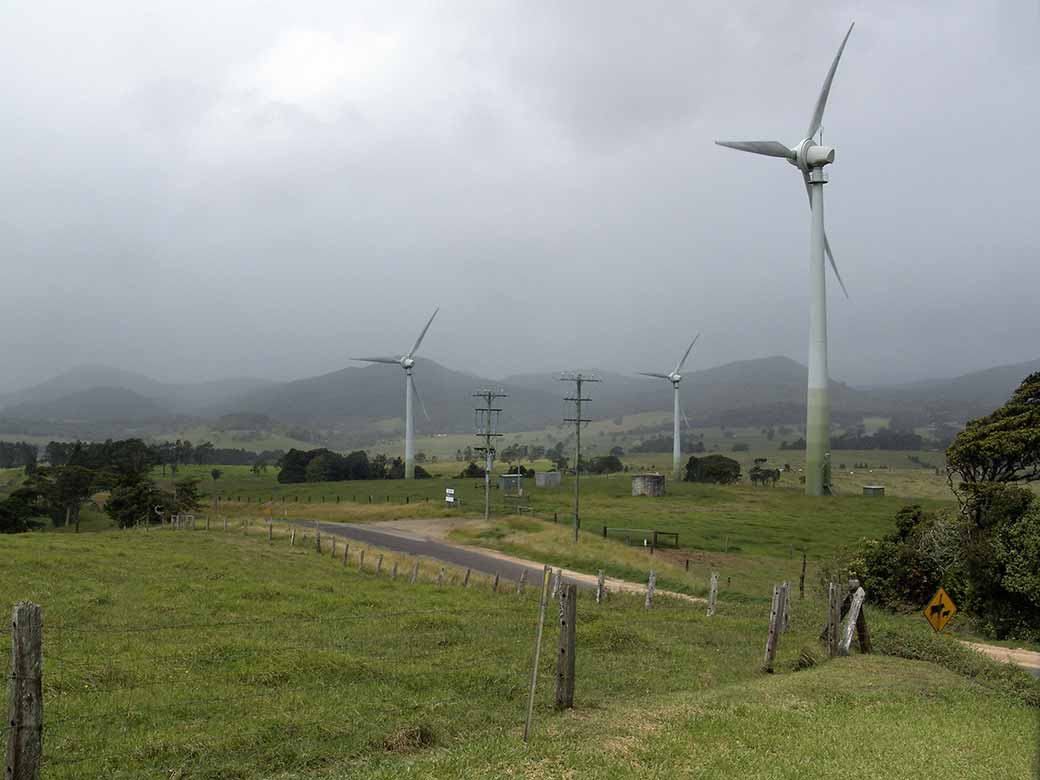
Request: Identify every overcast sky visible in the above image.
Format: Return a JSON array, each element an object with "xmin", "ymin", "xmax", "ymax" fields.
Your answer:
[{"xmin": 1, "ymin": 1, "xmax": 1038, "ymax": 392}]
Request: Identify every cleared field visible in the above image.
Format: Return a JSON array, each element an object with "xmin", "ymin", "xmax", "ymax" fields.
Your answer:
[{"xmin": 0, "ymin": 528, "xmax": 1035, "ymax": 779}]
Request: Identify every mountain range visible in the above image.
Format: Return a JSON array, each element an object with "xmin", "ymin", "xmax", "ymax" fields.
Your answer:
[{"xmin": 0, "ymin": 356, "xmax": 1036, "ymax": 444}]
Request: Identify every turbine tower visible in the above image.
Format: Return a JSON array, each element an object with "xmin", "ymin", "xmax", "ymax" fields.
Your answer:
[
  {"xmin": 637, "ymin": 333, "xmax": 699, "ymax": 479},
  {"xmin": 354, "ymin": 308, "xmax": 439, "ymax": 480},
  {"xmin": 716, "ymin": 23, "xmax": 855, "ymax": 497}
]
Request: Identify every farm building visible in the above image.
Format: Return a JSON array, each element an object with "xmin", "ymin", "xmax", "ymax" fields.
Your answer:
[
  {"xmin": 535, "ymin": 471, "xmax": 562, "ymax": 488},
  {"xmin": 632, "ymin": 473, "xmax": 666, "ymax": 497},
  {"xmin": 498, "ymin": 474, "xmax": 522, "ymax": 494},
  {"xmin": 862, "ymin": 485, "xmax": 885, "ymax": 497}
]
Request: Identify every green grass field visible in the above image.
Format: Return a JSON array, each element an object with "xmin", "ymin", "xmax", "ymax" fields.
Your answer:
[{"xmin": 1, "ymin": 528, "xmax": 1036, "ymax": 779}]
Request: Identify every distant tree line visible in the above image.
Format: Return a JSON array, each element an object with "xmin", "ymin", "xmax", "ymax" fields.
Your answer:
[
  {"xmin": 277, "ymin": 448, "xmax": 430, "ymax": 483},
  {"xmin": 44, "ymin": 439, "xmax": 284, "ymax": 472},
  {"xmin": 830, "ymin": 428, "xmax": 924, "ymax": 450},
  {"xmin": 0, "ymin": 441, "xmax": 38, "ymax": 469},
  {"xmin": 631, "ymin": 436, "xmax": 705, "ymax": 454}
]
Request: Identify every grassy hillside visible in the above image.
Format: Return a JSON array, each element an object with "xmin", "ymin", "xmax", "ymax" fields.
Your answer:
[{"xmin": 0, "ymin": 528, "xmax": 1035, "ymax": 778}]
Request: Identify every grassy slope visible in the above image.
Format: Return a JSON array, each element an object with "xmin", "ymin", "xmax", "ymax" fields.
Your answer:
[{"xmin": 1, "ymin": 529, "xmax": 1036, "ymax": 779}]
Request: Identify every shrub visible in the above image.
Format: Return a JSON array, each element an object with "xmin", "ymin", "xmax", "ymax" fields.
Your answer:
[{"xmin": 684, "ymin": 454, "xmax": 741, "ymax": 484}]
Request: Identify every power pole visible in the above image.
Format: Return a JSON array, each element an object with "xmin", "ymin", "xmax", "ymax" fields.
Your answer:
[
  {"xmin": 474, "ymin": 389, "xmax": 506, "ymax": 521},
  {"xmin": 560, "ymin": 372, "xmax": 600, "ymax": 543}
]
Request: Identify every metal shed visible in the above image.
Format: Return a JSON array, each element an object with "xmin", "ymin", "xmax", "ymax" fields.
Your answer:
[
  {"xmin": 535, "ymin": 471, "xmax": 562, "ymax": 488},
  {"xmin": 632, "ymin": 473, "xmax": 666, "ymax": 497},
  {"xmin": 862, "ymin": 485, "xmax": 885, "ymax": 497}
]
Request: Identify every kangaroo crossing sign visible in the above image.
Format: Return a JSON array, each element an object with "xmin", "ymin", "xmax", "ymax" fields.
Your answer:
[{"xmin": 923, "ymin": 587, "xmax": 957, "ymax": 632}]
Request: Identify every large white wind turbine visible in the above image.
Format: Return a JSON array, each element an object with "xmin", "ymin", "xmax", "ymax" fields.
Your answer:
[
  {"xmin": 716, "ymin": 23, "xmax": 855, "ymax": 497},
  {"xmin": 353, "ymin": 308, "xmax": 439, "ymax": 480},
  {"xmin": 638, "ymin": 333, "xmax": 699, "ymax": 479}
]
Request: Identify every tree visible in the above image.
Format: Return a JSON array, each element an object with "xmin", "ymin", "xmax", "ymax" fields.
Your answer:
[
  {"xmin": 946, "ymin": 371, "xmax": 1040, "ymax": 495},
  {"xmin": 211, "ymin": 468, "xmax": 224, "ymax": 481},
  {"xmin": 457, "ymin": 462, "xmax": 485, "ymax": 478},
  {"xmin": 278, "ymin": 449, "xmax": 311, "ymax": 484},
  {"xmin": 51, "ymin": 465, "xmax": 97, "ymax": 532},
  {"xmin": 0, "ymin": 492, "xmax": 46, "ymax": 533},
  {"xmin": 172, "ymin": 477, "xmax": 203, "ymax": 514},
  {"xmin": 106, "ymin": 476, "xmax": 170, "ymax": 528},
  {"xmin": 684, "ymin": 455, "xmax": 741, "ymax": 484}
]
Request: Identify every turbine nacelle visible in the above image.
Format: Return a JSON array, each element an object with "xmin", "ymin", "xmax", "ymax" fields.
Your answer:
[
  {"xmin": 401, "ymin": 357, "xmax": 415, "ymax": 370},
  {"xmin": 669, "ymin": 373, "xmax": 681, "ymax": 385},
  {"xmin": 792, "ymin": 139, "xmax": 835, "ymax": 172}
]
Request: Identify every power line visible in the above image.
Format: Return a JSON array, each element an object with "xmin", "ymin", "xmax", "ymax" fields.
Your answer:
[
  {"xmin": 473, "ymin": 388, "xmax": 507, "ymax": 521},
  {"xmin": 559, "ymin": 372, "xmax": 601, "ymax": 543}
]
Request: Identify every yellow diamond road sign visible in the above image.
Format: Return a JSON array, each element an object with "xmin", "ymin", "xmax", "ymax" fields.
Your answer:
[{"xmin": 923, "ymin": 587, "xmax": 957, "ymax": 633}]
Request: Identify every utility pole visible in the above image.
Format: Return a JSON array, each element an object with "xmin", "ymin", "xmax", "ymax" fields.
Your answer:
[
  {"xmin": 560, "ymin": 372, "xmax": 600, "ymax": 543},
  {"xmin": 473, "ymin": 389, "xmax": 506, "ymax": 521}
]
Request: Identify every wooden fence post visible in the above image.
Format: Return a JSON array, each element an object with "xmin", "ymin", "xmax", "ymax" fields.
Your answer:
[
  {"xmin": 267, "ymin": 522, "xmax": 273, "ymax": 543},
  {"xmin": 644, "ymin": 571, "xmax": 657, "ymax": 608},
  {"xmin": 410, "ymin": 560, "xmax": 420, "ymax": 584},
  {"xmin": 392, "ymin": 562, "xmax": 398, "ymax": 580},
  {"xmin": 342, "ymin": 543, "xmax": 349, "ymax": 566},
  {"xmin": 463, "ymin": 569, "xmax": 471, "ymax": 588},
  {"xmin": 331, "ymin": 537, "xmax": 336, "ymax": 557},
  {"xmin": 6, "ymin": 601, "xmax": 42, "ymax": 780},
  {"xmin": 516, "ymin": 569, "xmax": 527, "ymax": 594},
  {"xmin": 223, "ymin": 516, "xmax": 227, "ymax": 532},
  {"xmin": 799, "ymin": 551, "xmax": 807, "ymax": 599},
  {"xmin": 554, "ymin": 584, "xmax": 577, "ymax": 709},
  {"xmin": 595, "ymin": 570, "xmax": 605, "ymax": 604},
  {"xmin": 493, "ymin": 572, "xmax": 500, "ymax": 593},
  {"xmin": 314, "ymin": 522, "xmax": 321, "ymax": 553},
  {"xmin": 763, "ymin": 584, "xmax": 786, "ymax": 673},
  {"xmin": 839, "ymin": 587, "xmax": 866, "ymax": 656},
  {"xmin": 290, "ymin": 528, "xmax": 296, "ymax": 546},
  {"xmin": 827, "ymin": 582, "xmax": 841, "ymax": 657},
  {"xmin": 437, "ymin": 567, "xmax": 445, "ymax": 586},
  {"xmin": 523, "ymin": 566, "xmax": 553, "ymax": 742},
  {"xmin": 359, "ymin": 549, "xmax": 365, "ymax": 571},
  {"xmin": 205, "ymin": 516, "xmax": 210, "ymax": 531},
  {"xmin": 550, "ymin": 569, "xmax": 560, "ymax": 599},
  {"xmin": 707, "ymin": 572, "xmax": 719, "ymax": 617},
  {"xmin": 781, "ymin": 581, "xmax": 791, "ymax": 632},
  {"xmin": 376, "ymin": 554, "xmax": 383, "ymax": 575}
]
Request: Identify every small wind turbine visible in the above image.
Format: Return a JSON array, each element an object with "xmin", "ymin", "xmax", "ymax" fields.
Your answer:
[
  {"xmin": 715, "ymin": 22, "xmax": 855, "ymax": 497},
  {"xmin": 638, "ymin": 333, "xmax": 699, "ymax": 480},
  {"xmin": 354, "ymin": 308, "xmax": 438, "ymax": 480}
]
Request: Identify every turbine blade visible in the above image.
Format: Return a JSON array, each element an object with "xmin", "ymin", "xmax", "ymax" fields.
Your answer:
[
  {"xmin": 354, "ymin": 356, "xmax": 401, "ymax": 365},
  {"xmin": 407, "ymin": 307, "xmax": 439, "ymax": 358},
  {"xmin": 806, "ymin": 22, "xmax": 855, "ymax": 141},
  {"xmin": 803, "ymin": 173, "xmax": 850, "ymax": 299},
  {"xmin": 714, "ymin": 140, "xmax": 795, "ymax": 160},
  {"xmin": 681, "ymin": 408, "xmax": 692, "ymax": 430},
  {"xmin": 824, "ymin": 231, "xmax": 849, "ymax": 298},
  {"xmin": 675, "ymin": 332, "xmax": 701, "ymax": 374},
  {"xmin": 637, "ymin": 371, "xmax": 671, "ymax": 380},
  {"xmin": 412, "ymin": 376, "xmax": 431, "ymax": 422}
]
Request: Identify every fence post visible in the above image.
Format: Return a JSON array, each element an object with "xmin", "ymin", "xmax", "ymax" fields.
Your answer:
[
  {"xmin": 685, "ymin": 558, "xmax": 689, "ymax": 572},
  {"xmin": 223, "ymin": 516, "xmax": 227, "ymax": 532},
  {"xmin": 314, "ymin": 522, "xmax": 321, "ymax": 554},
  {"xmin": 437, "ymin": 567, "xmax": 445, "ymax": 586},
  {"xmin": 290, "ymin": 528, "xmax": 296, "ymax": 546},
  {"xmin": 763, "ymin": 584, "xmax": 784, "ymax": 673},
  {"xmin": 800, "ymin": 550, "xmax": 807, "ymax": 599},
  {"xmin": 463, "ymin": 569, "xmax": 471, "ymax": 588},
  {"xmin": 342, "ymin": 543, "xmax": 349, "ymax": 566},
  {"xmin": 376, "ymin": 554, "xmax": 383, "ymax": 575},
  {"xmin": 359, "ymin": 550, "xmax": 365, "ymax": 572},
  {"xmin": 707, "ymin": 572, "xmax": 719, "ymax": 617},
  {"xmin": 392, "ymin": 562, "xmax": 398, "ymax": 580},
  {"xmin": 839, "ymin": 587, "xmax": 866, "ymax": 656},
  {"xmin": 516, "ymin": 569, "xmax": 527, "ymax": 594},
  {"xmin": 493, "ymin": 573, "xmax": 500, "ymax": 593},
  {"xmin": 644, "ymin": 571, "xmax": 656, "ymax": 608},
  {"xmin": 827, "ymin": 582, "xmax": 841, "ymax": 657},
  {"xmin": 6, "ymin": 601, "xmax": 42, "ymax": 780},
  {"xmin": 331, "ymin": 537, "xmax": 336, "ymax": 557},
  {"xmin": 781, "ymin": 581, "xmax": 791, "ymax": 632},
  {"xmin": 554, "ymin": 583, "xmax": 577, "ymax": 709},
  {"xmin": 410, "ymin": 560, "xmax": 420, "ymax": 584},
  {"xmin": 523, "ymin": 566, "xmax": 553, "ymax": 742},
  {"xmin": 595, "ymin": 570, "xmax": 605, "ymax": 604},
  {"xmin": 550, "ymin": 569, "xmax": 560, "ymax": 599},
  {"xmin": 205, "ymin": 516, "xmax": 210, "ymax": 531}
]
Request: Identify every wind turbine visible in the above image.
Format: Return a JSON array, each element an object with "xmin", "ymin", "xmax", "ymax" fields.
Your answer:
[
  {"xmin": 715, "ymin": 22, "xmax": 855, "ymax": 497},
  {"xmin": 638, "ymin": 333, "xmax": 699, "ymax": 480},
  {"xmin": 353, "ymin": 308, "xmax": 438, "ymax": 480}
]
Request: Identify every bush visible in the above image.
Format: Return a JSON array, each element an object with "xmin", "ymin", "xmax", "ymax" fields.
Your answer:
[{"xmin": 684, "ymin": 454, "xmax": 741, "ymax": 484}]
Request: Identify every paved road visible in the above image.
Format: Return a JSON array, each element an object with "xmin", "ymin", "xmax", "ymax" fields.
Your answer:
[{"xmin": 301, "ymin": 520, "xmax": 590, "ymax": 589}]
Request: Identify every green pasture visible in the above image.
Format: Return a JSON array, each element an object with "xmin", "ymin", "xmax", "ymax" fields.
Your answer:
[{"xmin": 0, "ymin": 528, "xmax": 1034, "ymax": 779}]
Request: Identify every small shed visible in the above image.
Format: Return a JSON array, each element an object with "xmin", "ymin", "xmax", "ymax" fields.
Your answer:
[
  {"xmin": 535, "ymin": 471, "xmax": 562, "ymax": 488},
  {"xmin": 862, "ymin": 485, "xmax": 885, "ymax": 497},
  {"xmin": 632, "ymin": 473, "xmax": 666, "ymax": 497},
  {"xmin": 498, "ymin": 473, "xmax": 522, "ymax": 494}
]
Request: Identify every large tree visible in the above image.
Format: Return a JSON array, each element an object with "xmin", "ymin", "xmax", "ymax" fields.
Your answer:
[{"xmin": 946, "ymin": 371, "xmax": 1040, "ymax": 492}]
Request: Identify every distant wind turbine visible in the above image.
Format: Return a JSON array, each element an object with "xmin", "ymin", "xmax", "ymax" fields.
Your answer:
[
  {"xmin": 353, "ymin": 308, "xmax": 439, "ymax": 480},
  {"xmin": 638, "ymin": 333, "xmax": 699, "ymax": 479},
  {"xmin": 715, "ymin": 23, "xmax": 855, "ymax": 497}
]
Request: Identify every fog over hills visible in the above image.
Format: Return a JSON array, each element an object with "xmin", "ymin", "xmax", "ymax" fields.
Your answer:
[{"xmin": 0, "ymin": 355, "xmax": 1035, "ymax": 445}]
